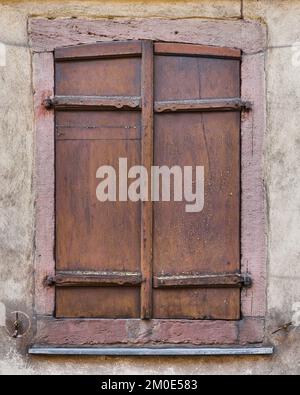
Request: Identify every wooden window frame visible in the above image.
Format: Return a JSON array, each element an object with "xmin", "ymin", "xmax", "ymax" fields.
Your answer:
[{"xmin": 31, "ymin": 18, "xmax": 267, "ymax": 348}]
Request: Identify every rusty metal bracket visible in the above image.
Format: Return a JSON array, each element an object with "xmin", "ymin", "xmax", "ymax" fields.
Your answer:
[
  {"xmin": 241, "ymin": 101, "xmax": 252, "ymax": 112},
  {"xmin": 43, "ymin": 97, "xmax": 54, "ymax": 110},
  {"xmin": 241, "ymin": 273, "xmax": 252, "ymax": 288},
  {"xmin": 12, "ymin": 312, "xmax": 20, "ymax": 338},
  {"xmin": 5, "ymin": 311, "xmax": 31, "ymax": 339}
]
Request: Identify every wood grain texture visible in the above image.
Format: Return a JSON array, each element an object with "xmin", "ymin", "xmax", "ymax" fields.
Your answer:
[
  {"xmin": 56, "ymin": 111, "xmax": 141, "ymax": 140},
  {"xmin": 54, "ymin": 42, "xmax": 241, "ymax": 320},
  {"xmin": 56, "ymin": 287, "xmax": 140, "ymax": 318},
  {"xmin": 51, "ymin": 96, "xmax": 142, "ymax": 111},
  {"xmin": 32, "ymin": 19, "xmax": 267, "ymax": 345},
  {"xmin": 154, "ymin": 42, "xmax": 241, "ymax": 59},
  {"xmin": 153, "ymin": 52, "xmax": 241, "ymax": 320},
  {"xmin": 140, "ymin": 41, "xmax": 154, "ymax": 320},
  {"xmin": 49, "ymin": 271, "xmax": 142, "ymax": 287},
  {"xmin": 155, "ymin": 98, "xmax": 247, "ymax": 113},
  {"xmin": 55, "ymin": 45, "xmax": 143, "ymax": 318},
  {"xmin": 154, "ymin": 273, "xmax": 248, "ymax": 289},
  {"xmin": 55, "ymin": 41, "xmax": 142, "ymax": 60},
  {"xmin": 55, "ymin": 57, "xmax": 141, "ymax": 97},
  {"xmin": 56, "ymin": 139, "xmax": 141, "ymax": 273},
  {"xmin": 153, "ymin": 288, "xmax": 240, "ymax": 320},
  {"xmin": 153, "ymin": 113, "xmax": 240, "ymax": 273},
  {"xmin": 155, "ymin": 56, "xmax": 240, "ymax": 101}
]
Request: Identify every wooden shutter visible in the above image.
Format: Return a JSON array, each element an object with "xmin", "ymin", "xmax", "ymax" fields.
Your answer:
[{"xmin": 51, "ymin": 40, "xmax": 245, "ymax": 321}]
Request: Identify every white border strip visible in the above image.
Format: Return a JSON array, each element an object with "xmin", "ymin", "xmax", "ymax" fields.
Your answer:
[{"xmin": 29, "ymin": 346, "xmax": 274, "ymax": 356}]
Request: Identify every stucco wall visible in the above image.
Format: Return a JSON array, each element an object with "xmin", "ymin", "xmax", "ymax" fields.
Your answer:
[{"xmin": 0, "ymin": 0, "xmax": 299, "ymax": 375}]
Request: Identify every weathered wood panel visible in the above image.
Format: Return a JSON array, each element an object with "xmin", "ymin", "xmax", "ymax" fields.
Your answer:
[
  {"xmin": 56, "ymin": 287, "xmax": 140, "ymax": 318},
  {"xmin": 56, "ymin": 57, "xmax": 141, "ymax": 97}
]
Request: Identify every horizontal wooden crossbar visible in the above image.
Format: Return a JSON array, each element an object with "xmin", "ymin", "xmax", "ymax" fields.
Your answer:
[
  {"xmin": 155, "ymin": 98, "xmax": 251, "ymax": 113},
  {"xmin": 47, "ymin": 272, "xmax": 251, "ymax": 289},
  {"xmin": 44, "ymin": 96, "xmax": 251, "ymax": 112},
  {"xmin": 44, "ymin": 96, "xmax": 142, "ymax": 111},
  {"xmin": 46, "ymin": 271, "xmax": 143, "ymax": 287},
  {"xmin": 153, "ymin": 273, "xmax": 252, "ymax": 289},
  {"xmin": 54, "ymin": 41, "xmax": 240, "ymax": 61}
]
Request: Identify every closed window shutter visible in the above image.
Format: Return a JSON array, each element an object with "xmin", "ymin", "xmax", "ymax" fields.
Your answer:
[{"xmin": 53, "ymin": 40, "xmax": 242, "ymax": 320}]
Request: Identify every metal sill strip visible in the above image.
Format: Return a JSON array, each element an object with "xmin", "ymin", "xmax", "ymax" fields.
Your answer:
[{"xmin": 29, "ymin": 346, "xmax": 274, "ymax": 356}]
